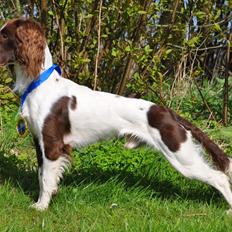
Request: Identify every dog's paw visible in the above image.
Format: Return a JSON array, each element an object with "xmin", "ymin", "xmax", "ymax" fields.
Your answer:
[
  {"xmin": 124, "ymin": 141, "xmax": 140, "ymax": 149},
  {"xmin": 30, "ymin": 202, "xmax": 48, "ymax": 211}
]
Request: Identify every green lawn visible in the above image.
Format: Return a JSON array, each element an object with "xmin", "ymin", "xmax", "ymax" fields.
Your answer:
[
  {"xmin": 0, "ymin": 174, "xmax": 232, "ymax": 231},
  {"xmin": 1, "ymin": 109, "xmax": 232, "ymax": 231}
]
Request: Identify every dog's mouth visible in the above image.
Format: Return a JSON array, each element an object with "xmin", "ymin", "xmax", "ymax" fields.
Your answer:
[
  {"xmin": 0, "ymin": 59, "xmax": 11, "ymax": 67},
  {"xmin": 0, "ymin": 59, "xmax": 15, "ymax": 68},
  {"xmin": 0, "ymin": 53, "xmax": 15, "ymax": 67}
]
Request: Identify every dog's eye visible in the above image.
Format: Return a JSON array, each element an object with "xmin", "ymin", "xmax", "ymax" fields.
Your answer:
[{"xmin": 1, "ymin": 33, "xmax": 8, "ymax": 39}]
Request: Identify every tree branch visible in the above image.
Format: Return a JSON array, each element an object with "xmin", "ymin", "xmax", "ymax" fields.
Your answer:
[{"xmin": 93, "ymin": 0, "xmax": 103, "ymax": 90}]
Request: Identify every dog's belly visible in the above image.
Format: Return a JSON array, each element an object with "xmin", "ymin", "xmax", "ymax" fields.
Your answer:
[
  {"xmin": 63, "ymin": 127, "xmax": 117, "ymax": 147},
  {"xmin": 65, "ymin": 108, "xmax": 128, "ymax": 147},
  {"xmin": 64, "ymin": 93, "xmax": 154, "ymax": 147}
]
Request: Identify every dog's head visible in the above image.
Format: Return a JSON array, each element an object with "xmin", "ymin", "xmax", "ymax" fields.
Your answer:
[{"xmin": 0, "ymin": 18, "xmax": 46, "ymax": 79}]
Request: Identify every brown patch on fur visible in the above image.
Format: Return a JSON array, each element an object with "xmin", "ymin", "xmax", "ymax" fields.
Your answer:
[
  {"xmin": 14, "ymin": 19, "xmax": 46, "ymax": 79},
  {"xmin": 33, "ymin": 137, "xmax": 43, "ymax": 167},
  {"xmin": 0, "ymin": 20, "xmax": 18, "ymax": 65},
  {"xmin": 147, "ymin": 105, "xmax": 187, "ymax": 152},
  {"xmin": 42, "ymin": 96, "xmax": 72, "ymax": 161},
  {"xmin": 63, "ymin": 144, "xmax": 72, "ymax": 155},
  {"xmin": 173, "ymin": 112, "xmax": 230, "ymax": 172},
  {"xmin": 0, "ymin": 18, "xmax": 46, "ymax": 79},
  {"xmin": 70, "ymin": 96, "xmax": 77, "ymax": 110}
]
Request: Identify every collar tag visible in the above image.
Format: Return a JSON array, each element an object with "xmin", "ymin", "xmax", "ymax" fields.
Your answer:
[{"xmin": 16, "ymin": 115, "xmax": 28, "ymax": 137}]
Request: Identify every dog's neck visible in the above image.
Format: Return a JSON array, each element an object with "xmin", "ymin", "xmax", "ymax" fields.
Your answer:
[{"xmin": 13, "ymin": 45, "xmax": 53, "ymax": 94}]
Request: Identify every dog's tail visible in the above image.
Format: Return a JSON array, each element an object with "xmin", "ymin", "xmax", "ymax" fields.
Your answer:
[{"xmin": 172, "ymin": 110, "xmax": 232, "ymax": 180}]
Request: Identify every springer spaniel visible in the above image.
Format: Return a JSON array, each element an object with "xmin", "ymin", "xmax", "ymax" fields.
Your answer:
[{"xmin": 1, "ymin": 18, "xmax": 232, "ymax": 213}]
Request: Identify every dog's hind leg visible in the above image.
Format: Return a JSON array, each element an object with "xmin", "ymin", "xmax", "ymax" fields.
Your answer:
[
  {"xmin": 173, "ymin": 147, "xmax": 232, "ymax": 213},
  {"xmin": 177, "ymin": 153, "xmax": 232, "ymax": 211},
  {"xmin": 150, "ymin": 130, "xmax": 232, "ymax": 212},
  {"xmin": 147, "ymin": 130, "xmax": 232, "ymax": 212},
  {"xmin": 146, "ymin": 105, "xmax": 232, "ymax": 212}
]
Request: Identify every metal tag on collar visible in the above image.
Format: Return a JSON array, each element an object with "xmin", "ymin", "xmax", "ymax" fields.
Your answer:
[{"xmin": 16, "ymin": 113, "xmax": 28, "ymax": 137}]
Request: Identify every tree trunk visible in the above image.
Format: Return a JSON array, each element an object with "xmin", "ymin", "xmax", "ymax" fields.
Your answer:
[
  {"xmin": 223, "ymin": 35, "xmax": 231, "ymax": 126},
  {"xmin": 41, "ymin": 0, "xmax": 47, "ymax": 34}
]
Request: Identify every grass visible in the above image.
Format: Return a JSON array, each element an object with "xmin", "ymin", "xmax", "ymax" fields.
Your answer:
[
  {"xmin": 0, "ymin": 176, "xmax": 232, "ymax": 232},
  {"xmin": 1, "ymin": 109, "xmax": 232, "ymax": 231}
]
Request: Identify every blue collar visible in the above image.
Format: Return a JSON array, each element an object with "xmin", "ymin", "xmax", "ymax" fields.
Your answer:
[{"xmin": 20, "ymin": 64, "xmax": 61, "ymax": 110}]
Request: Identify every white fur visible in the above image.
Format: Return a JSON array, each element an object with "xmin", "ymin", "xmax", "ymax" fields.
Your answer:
[
  {"xmin": 32, "ymin": 156, "xmax": 70, "ymax": 210},
  {"xmin": 226, "ymin": 158, "xmax": 232, "ymax": 182},
  {"xmin": 13, "ymin": 45, "xmax": 232, "ymax": 212},
  {"xmin": 14, "ymin": 63, "xmax": 32, "ymax": 93}
]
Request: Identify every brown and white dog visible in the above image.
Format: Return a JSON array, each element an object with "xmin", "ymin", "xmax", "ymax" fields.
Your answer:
[{"xmin": 1, "ymin": 18, "xmax": 232, "ymax": 213}]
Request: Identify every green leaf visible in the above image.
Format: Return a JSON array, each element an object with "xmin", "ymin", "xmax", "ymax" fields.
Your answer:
[
  {"xmin": 80, "ymin": 58, "xmax": 91, "ymax": 63},
  {"xmin": 213, "ymin": 23, "xmax": 221, "ymax": 32},
  {"xmin": 4, "ymin": 78, "xmax": 12, "ymax": 84},
  {"xmin": 165, "ymin": 48, "xmax": 172, "ymax": 55},
  {"xmin": 125, "ymin": 46, "xmax": 131, "ymax": 52},
  {"xmin": 138, "ymin": 10, "xmax": 147, "ymax": 15},
  {"xmin": 48, "ymin": 10, "xmax": 54, "ymax": 16},
  {"xmin": 195, "ymin": 11, "xmax": 206, "ymax": 20},
  {"xmin": 84, "ymin": 14, "xmax": 93, "ymax": 19},
  {"xmin": 111, "ymin": 48, "xmax": 118, "ymax": 57},
  {"xmin": 144, "ymin": 45, "xmax": 152, "ymax": 53},
  {"xmin": 186, "ymin": 36, "xmax": 200, "ymax": 48}
]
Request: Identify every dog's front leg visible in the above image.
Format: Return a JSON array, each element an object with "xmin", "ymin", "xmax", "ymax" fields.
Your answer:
[
  {"xmin": 32, "ymin": 158, "xmax": 65, "ymax": 210},
  {"xmin": 31, "ymin": 138, "xmax": 70, "ymax": 211}
]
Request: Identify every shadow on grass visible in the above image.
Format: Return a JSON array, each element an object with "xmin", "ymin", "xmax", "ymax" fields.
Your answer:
[
  {"xmin": 0, "ymin": 151, "xmax": 38, "ymax": 199},
  {"xmin": 62, "ymin": 167, "xmax": 224, "ymax": 207},
  {"xmin": 0, "ymin": 150, "xmax": 224, "ymax": 207}
]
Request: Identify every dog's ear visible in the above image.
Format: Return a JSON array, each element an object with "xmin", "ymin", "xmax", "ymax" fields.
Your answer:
[{"xmin": 15, "ymin": 20, "xmax": 46, "ymax": 79}]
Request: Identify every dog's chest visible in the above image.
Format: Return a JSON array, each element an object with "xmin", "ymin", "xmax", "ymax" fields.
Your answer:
[{"xmin": 21, "ymin": 78, "xmax": 68, "ymax": 136}]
